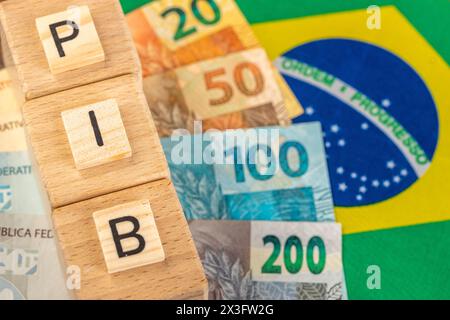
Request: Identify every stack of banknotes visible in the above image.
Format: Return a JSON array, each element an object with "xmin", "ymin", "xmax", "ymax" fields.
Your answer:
[
  {"xmin": 127, "ymin": 0, "xmax": 346, "ymax": 300},
  {"xmin": 0, "ymin": 69, "xmax": 70, "ymax": 299},
  {"xmin": 126, "ymin": 0, "xmax": 303, "ymax": 136},
  {"xmin": 0, "ymin": 0, "xmax": 346, "ymax": 300}
]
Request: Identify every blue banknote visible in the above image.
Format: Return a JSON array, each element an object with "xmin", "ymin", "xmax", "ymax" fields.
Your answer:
[
  {"xmin": 0, "ymin": 152, "xmax": 47, "ymax": 215},
  {"xmin": 0, "ymin": 69, "xmax": 69, "ymax": 299},
  {"xmin": 161, "ymin": 122, "xmax": 335, "ymax": 221}
]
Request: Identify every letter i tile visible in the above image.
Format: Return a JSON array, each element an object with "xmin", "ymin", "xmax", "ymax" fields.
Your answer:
[{"xmin": 61, "ymin": 98, "xmax": 132, "ymax": 170}]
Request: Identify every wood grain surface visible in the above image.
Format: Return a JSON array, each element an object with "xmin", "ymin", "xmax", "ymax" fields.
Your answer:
[
  {"xmin": 93, "ymin": 199, "xmax": 165, "ymax": 274},
  {"xmin": 53, "ymin": 179, "xmax": 208, "ymax": 300},
  {"xmin": 61, "ymin": 98, "xmax": 132, "ymax": 170},
  {"xmin": 35, "ymin": 5, "xmax": 105, "ymax": 74},
  {"xmin": 0, "ymin": 0, "xmax": 140, "ymax": 99},
  {"xmin": 23, "ymin": 74, "xmax": 169, "ymax": 208}
]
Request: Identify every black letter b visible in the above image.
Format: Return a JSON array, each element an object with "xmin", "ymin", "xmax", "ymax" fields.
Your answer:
[{"xmin": 109, "ymin": 216, "xmax": 146, "ymax": 258}]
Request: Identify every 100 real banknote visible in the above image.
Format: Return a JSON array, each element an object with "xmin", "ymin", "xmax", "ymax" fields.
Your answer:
[{"xmin": 161, "ymin": 122, "xmax": 335, "ymax": 221}]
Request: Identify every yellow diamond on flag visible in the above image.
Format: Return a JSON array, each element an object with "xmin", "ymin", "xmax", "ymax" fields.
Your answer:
[{"xmin": 252, "ymin": 6, "xmax": 450, "ymax": 234}]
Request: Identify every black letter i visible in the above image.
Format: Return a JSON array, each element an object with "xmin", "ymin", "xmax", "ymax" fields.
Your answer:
[{"xmin": 89, "ymin": 111, "xmax": 104, "ymax": 147}]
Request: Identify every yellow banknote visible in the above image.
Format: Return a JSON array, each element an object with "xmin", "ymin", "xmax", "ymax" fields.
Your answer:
[
  {"xmin": 140, "ymin": 0, "xmax": 256, "ymax": 51},
  {"xmin": 142, "ymin": 58, "xmax": 288, "ymax": 137},
  {"xmin": 127, "ymin": 0, "xmax": 302, "ymax": 125},
  {"xmin": 0, "ymin": 68, "xmax": 26, "ymax": 152},
  {"xmin": 176, "ymin": 48, "xmax": 284, "ymax": 120}
]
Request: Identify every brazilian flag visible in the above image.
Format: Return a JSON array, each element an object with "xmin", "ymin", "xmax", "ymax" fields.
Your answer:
[{"xmin": 121, "ymin": 0, "xmax": 450, "ymax": 299}]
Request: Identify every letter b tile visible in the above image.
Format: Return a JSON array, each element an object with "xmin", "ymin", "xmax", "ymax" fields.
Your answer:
[
  {"xmin": 93, "ymin": 199, "xmax": 165, "ymax": 274},
  {"xmin": 35, "ymin": 5, "xmax": 105, "ymax": 74},
  {"xmin": 52, "ymin": 180, "xmax": 207, "ymax": 299}
]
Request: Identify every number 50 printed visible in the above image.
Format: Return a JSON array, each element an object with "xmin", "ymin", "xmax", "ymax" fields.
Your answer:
[{"xmin": 177, "ymin": 48, "xmax": 283, "ymax": 120}]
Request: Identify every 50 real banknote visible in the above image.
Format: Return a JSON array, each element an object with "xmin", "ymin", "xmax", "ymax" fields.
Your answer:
[
  {"xmin": 162, "ymin": 122, "xmax": 335, "ymax": 221},
  {"xmin": 127, "ymin": 0, "xmax": 302, "ymax": 137},
  {"xmin": 189, "ymin": 220, "xmax": 344, "ymax": 300}
]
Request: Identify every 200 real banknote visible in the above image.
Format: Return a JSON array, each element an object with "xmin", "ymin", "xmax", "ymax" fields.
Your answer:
[{"xmin": 189, "ymin": 220, "xmax": 344, "ymax": 300}]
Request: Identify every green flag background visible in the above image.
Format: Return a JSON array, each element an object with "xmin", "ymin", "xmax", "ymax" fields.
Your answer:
[{"xmin": 119, "ymin": 0, "xmax": 450, "ymax": 299}]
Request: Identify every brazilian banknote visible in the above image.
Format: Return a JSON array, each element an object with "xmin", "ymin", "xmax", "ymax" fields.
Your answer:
[
  {"xmin": 0, "ymin": 69, "xmax": 70, "ymax": 299},
  {"xmin": 189, "ymin": 220, "xmax": 344, "ymax": 300},
  {"xmin": 161, "ymin": 122, "xmax": 335, "ymax": 221},
  {"xmin": 0, "ymin": 69, "xmax": 47, "ymax": 214},
  {"xmin": 126, "ymin": 0, "xmax": 301, "ymax": 138},
  {"xmin": 0, "ymin": 214, "xmax": 70, "ymax": 300},
  {"xmin": 0, "ymin": 152, "xmax": 47, "ymax": 215}
]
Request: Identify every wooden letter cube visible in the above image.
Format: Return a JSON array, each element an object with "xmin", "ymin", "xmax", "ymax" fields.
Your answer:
[
  {"xmin": 23, "ymin": 74, "xmax": 169, "ymax": 208},
  {"xmin": 0, "ymin": 0, "xmax": 140, "ymax": 99},
  {"xmin": 35, "ymin": 5, "xmax": 105, "ymax": 74},
  {"xmin": 53, "ymin": 179, "xmax": 208, "ymax": 299},
  {"xmin": 61, "ymin": 98, "xmax": 131, "ymax": 170},
  {"xmin": 93, "ymin": 200, "xmax": 165, "ymax": 274}
]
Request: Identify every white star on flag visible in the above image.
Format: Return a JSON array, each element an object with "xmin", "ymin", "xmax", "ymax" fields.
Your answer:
[
  {"xmin": 387, "ymin": 161, "xmax": 396, "ymax": 169},
  {"xmin": 305, "ymin": 106, "xmax": 315, "ymax": 115},
  {"xmin": 331, "ymin": 124, "xmax": 340, "ymax": 133},
  {"xmin": 382, "ymin": 99, "xmax": 391, "ymax": 108}
]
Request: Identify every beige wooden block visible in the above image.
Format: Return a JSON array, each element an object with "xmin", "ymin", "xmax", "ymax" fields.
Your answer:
[
  {"xmin": 93, "ymin": 199, "xmax": 165, "ymax": 274},
  {"xmin": 0, "ymin": 39, "xmax": 3, "ymax": 68},
  {"xmin": 35, "ymin": 5, "xmax": 105, "ymax": 74},
  {"xmin": 61, "ymin": 99, "xmax": 131, "ymax": 170},
  {"xmin": 53, "ymin": 179, "xmax": 208, "ymax": 300},
  {"xmin": 23, "ymin": 74, "xmax": 168, "ymax": 208},
  {"xmin": 0, "ymin": 0, "xmax": 140, "ymax": 100}
]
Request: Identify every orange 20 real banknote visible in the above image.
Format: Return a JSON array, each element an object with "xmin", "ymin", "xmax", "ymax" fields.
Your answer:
[{"xmin": 127, "ymin": 0, "xmax": 302, "ymax": 136}]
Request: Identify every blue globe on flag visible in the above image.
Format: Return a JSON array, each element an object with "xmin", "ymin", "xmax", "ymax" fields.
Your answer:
[{"xmin": 276, "ymin": 39, "xmax": 439, "ymax": 206}]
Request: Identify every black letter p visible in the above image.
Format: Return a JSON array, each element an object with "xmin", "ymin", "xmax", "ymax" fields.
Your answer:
[{"xmin": 49, "ymin": 20, "xmax": 80, "ymax": 58}]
